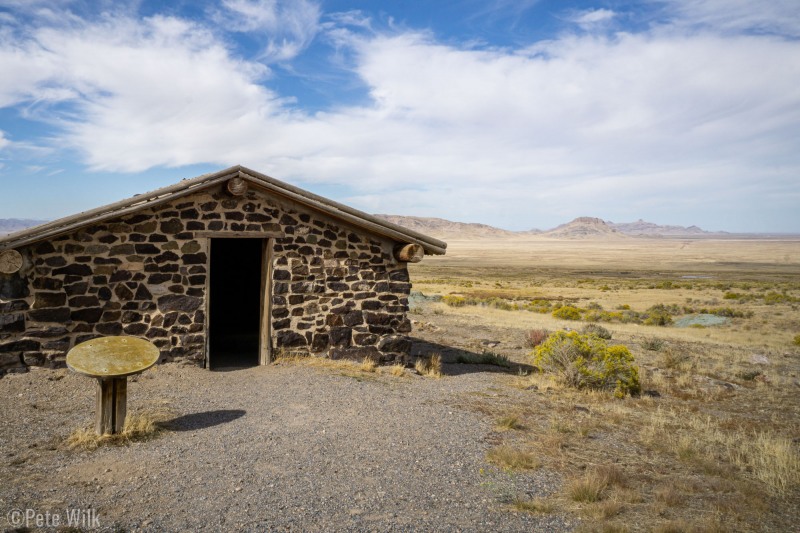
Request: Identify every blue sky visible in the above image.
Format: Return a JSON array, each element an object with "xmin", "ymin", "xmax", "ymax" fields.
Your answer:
[{"xmin": 0, "ymin": 0, "xmax": 799, "ymax": 232}]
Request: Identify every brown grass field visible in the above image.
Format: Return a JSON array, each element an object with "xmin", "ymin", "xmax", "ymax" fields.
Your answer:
[{"xmin": 408, "ymin": 236, "xmax": 800, "ymax": 532}]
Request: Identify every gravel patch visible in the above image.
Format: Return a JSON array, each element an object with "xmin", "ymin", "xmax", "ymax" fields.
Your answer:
[{"xmin": 1, "ymin": 362, "xmax": 573, "ymax": 532}]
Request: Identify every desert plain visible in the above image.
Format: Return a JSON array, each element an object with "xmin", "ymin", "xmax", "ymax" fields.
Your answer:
[{"xmin": 407, "ymin": 231, "xmax": 800, "ymax": 531}]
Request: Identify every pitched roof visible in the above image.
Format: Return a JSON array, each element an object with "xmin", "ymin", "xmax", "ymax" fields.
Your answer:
[{"xmin": 0, "ymin": 166, "xmax": 447, "ymax": 255}]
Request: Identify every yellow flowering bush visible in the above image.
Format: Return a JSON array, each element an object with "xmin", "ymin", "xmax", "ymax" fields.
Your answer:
[{"xmin": 532, "ymin": 331, "xmax": 640, "ymax": 398}]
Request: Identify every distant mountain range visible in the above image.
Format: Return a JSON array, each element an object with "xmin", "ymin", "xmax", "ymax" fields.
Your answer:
[
  {"xmin": 376, "ymin": 215, "xmax": 723, "ymax": 240},
  {"xmin": 0, "ymin": 216, "xmax": 732, "ymax": 240},
  {"xmin": 0, "ymin": 219, "xmax": 48, "ymax": 236},
  {"xmin": 608, "ymin": 218, "xmax": 710, "ymax": 236},
  {"xmin": 374, "ymin": 215, "xmax": 538, "ymax": 239}
]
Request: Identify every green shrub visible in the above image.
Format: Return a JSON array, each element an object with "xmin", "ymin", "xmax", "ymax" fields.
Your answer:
[
  {"xmin": 643, "ymin": 304, "xmax": 674, "ymax": 326},
  {"xmin": 532, "ymin": 331, "xmax": 641, "ymax": 397},
  {"xmin": 553, "ymin": 305, "xmax": 582, "ymax": 321},
  {"xmin": 643, "ymin": 312, "xmax": 672, "ymax": 326},
  {"xmin": 682, "ymin": 305, "xmax": 753, "ymax": 318},
  {"xmin": 525, "ymin": 299, "xmax": 552, "ymax": 313},
  {"xmin": 764, "ymin": 291, "xmax": 786, "ymax": 305},
  {"xmin": 764, "ymin": 291, "xmax": 799, "ymax": 304},
  {"xmin": 582, "ymin": 323, "xmax": 612, "ymax": 340},
  {"xmin": 794, "ymin": 334, "xmax": 800, "ymax": 347},
  {"xmin": 587, "ymin": 310, "xmax": 627, "ymax": 323},
  {"xmin": 482, "ymin": 297, "xmax": 517, "ymax": 311},
  {"xmin": 442, "ymin": 295, "xmax": 466, "ymax": 307},
  {"xmin": 707, "ymin": 307, "xmax": 752, "ymax": 318}
]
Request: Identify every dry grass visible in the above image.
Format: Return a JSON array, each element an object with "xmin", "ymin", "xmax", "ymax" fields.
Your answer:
[
  {"xmin": 486, "ymin": 445, "xmax": 540, "ymax": 470},
  {"xmin": 524, "ymin": 328, "xmax": 551, "ymax": 348},
  {"xmin": 387, "ymin": 363, "xmax": 407, "ymax": 377},
  {"xmin": 414, "ymin": 354, "xmax": 442, "ymax": 378},
  {"xmin": 273, "ymin": 351, "xmax": 383, "ymax": 378},
  {"xmin": 274, "ymin": 351, "xmax": 416, "ymax": 380},
  {"xmin": 359, "ymin": 357, "xmax": 377, "ymax": 373},
  {"xmin": 654, "ymin": 485, "xmax": 683, "ymax": 507},
  {"xmin": 495, "ymin": 414, "xmax": 525, "ymax": 431},
  {"xmin": 568, "ymin": 465, "xmax": 624, "ymax": 503},
  {"xmin": 65, "ymin": 408, "xmax": 173, "ymax": 450},
  {"xmin": 568, "ymin": 475, "xmax": 606, "ymax": 503},
  {"xmin": 591, "ymin": 499, "xmax": 624, "ymax": 519},
  {"xmin": 641, "ymin": 407, "xmax": 800, "ymax": 495},
  {"xmin": 595, "ymin": 464, "xmax": 626, "ymax": 488}
]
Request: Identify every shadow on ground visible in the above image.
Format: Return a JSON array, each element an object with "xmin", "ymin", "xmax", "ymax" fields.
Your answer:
[
  {"xmin": 160, "ymin": 409, "xmax": 246, "ymax": 431},
  {"xmin": 408, "ymin": 337, "xmax": 534, "ymax": 376}
]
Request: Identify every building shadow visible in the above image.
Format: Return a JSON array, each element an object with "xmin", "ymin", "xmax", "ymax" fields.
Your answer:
[
  {"xmin": 159, "ymin": 409, "xmax": 246, "ymax": 431},
  {"xmin": 408, "ymin": 337, "xmax": 535, "ymax": 376}
]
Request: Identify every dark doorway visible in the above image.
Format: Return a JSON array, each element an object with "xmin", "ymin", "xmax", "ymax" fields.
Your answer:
[{"xmin": 209, "ymin": 238, "xmax": 264, "ymax": 369}]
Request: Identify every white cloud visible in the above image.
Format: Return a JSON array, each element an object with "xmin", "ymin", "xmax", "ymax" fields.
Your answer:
[
  {"xmin": 0, "ymin": 14, "xmax": 284, "ymax": 170},
  {"xmin": 0, "ymin": 0, "xmax": 74, "ymax": 12},
  {"xmin": 0, "ymin": 2, "xmax": 798, "ymax": 230},
  {"xmin": 325, "ymin": 10, "xmax": 372, "ymax": 30},
  {"xmin": 218, "ymin": 0, "xmax": 321, "ymax": 61},
  {"xmin": 569, "ymin": 8, "xmax": 616, "ymax": 28},
  {"xmin": 661, "ymin": 0, "xmax": 800, "ymax": 36},
  {"xmin": 0, "ymin": 130, "xmax": 9, "ymax": 149}
]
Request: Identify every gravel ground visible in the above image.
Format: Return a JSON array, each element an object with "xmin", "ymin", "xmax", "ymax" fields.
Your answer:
[{"xmin": 0, "ymin": 355, "xmax": 573, "ymax": 532}]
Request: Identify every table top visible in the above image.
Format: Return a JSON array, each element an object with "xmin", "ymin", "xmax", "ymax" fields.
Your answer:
[{"xmin": 66, "ymin": 336, "xmax": 160, "ymax": 378}]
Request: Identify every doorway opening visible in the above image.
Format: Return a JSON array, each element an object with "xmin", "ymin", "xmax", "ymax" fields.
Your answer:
[{"xmin": 209, "ymin": 238, "xmax": 265, "ymax": 369}]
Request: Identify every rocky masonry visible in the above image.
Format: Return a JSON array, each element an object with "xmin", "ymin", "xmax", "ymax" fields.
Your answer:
[{"xmin": 0, "ymin": 183, "xmax": 414, "ymax": 374}]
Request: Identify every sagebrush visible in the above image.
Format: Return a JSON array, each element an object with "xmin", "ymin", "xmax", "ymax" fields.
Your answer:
[{"xmin": 532, "ymin": 330, "xmax": 641, "ymax": 397}]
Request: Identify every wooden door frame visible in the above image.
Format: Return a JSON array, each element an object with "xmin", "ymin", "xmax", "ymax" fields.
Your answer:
[
  {"xmin": 259, "ymin": 238, "xmax": 273, "ymax": 365},
  {"xmin": 204, "ymin": 235, "xmax": 274, "ymax": 369}
]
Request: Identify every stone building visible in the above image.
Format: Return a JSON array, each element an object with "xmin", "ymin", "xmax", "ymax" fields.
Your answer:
[{"xmin": 0, "ymin": 166, "xmax": 446, "ymax": 373}]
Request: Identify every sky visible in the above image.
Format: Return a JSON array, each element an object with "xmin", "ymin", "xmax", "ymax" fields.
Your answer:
[{"xmin": 0, "ymin": 0, "xmax": 798, "ymax": 233}]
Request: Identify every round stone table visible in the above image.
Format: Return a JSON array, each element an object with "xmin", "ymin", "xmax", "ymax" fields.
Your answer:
[{"xmin": 66, "ymin": 336, "xmax": 160, "ymax": 435}]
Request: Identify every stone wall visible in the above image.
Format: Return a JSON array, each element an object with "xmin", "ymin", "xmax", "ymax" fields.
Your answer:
[{"xmin": 0, "ymin": 185, "xmax": 412, "ymax": 374}]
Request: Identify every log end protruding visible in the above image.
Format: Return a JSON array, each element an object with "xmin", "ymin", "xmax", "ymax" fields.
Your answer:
[
  {"xmin": 226, "ymin": 177, "xmax": 248, "ymax": 196},
  {"xmin": 394, "ymin": 243, "xmax": 424, "ymax": 263}
]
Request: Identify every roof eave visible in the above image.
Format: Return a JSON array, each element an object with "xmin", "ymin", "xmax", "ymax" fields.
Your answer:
[
  {"xmin": 0, "ymin": 167, "xmax": 242, "ymax": 252},
  {"xmin": 237, "ymin": 167, "xmax": 447, "ymax": 255},
  {"xmin": 0, "ymin": 165, "xmax": 448, "ymax": 256}
]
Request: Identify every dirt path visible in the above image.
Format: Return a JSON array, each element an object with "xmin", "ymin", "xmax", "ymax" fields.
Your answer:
[{"xmin": 1, "ymin": 350, "xmax": 571, "ymax": 532}]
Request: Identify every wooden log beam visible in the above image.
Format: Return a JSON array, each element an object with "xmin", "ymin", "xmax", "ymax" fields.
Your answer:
[
  {"xmin": 394, "ymin": 243, "xmax": 425, "ymax": 263},
  {"xmin": 226, "ymin": 177, "xmax": 248, "ymax": 196}
]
